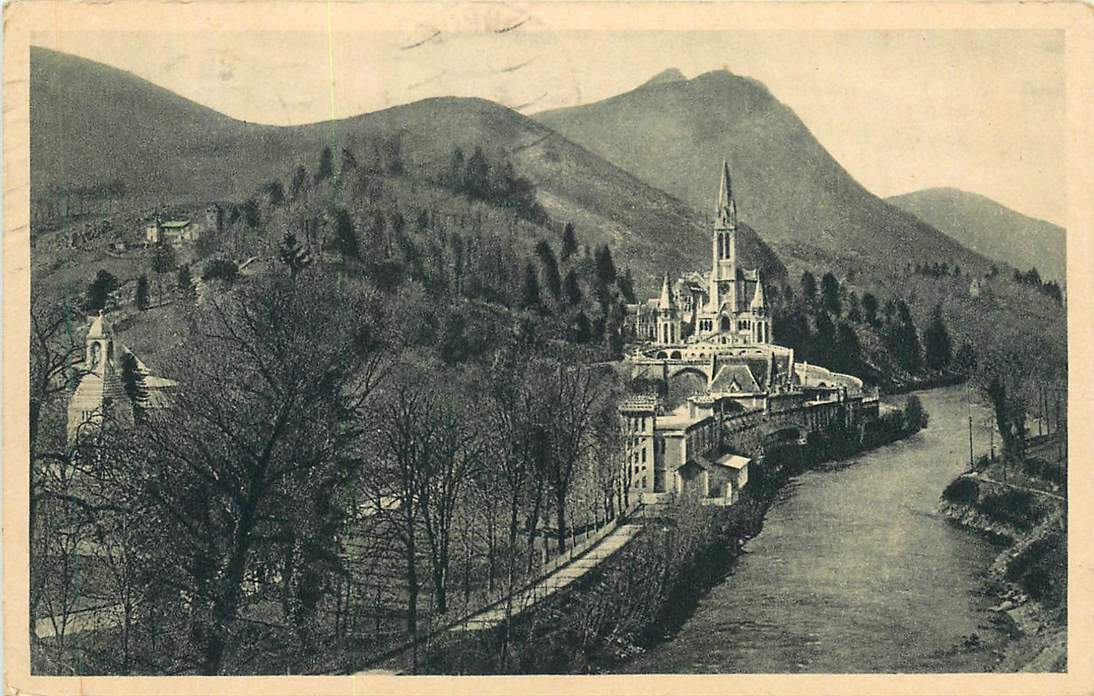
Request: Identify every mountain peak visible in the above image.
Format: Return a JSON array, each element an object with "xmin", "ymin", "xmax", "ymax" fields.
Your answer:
[{"xmin": 640, "ymin": 68, "xmax": 687, "ymax": 88}]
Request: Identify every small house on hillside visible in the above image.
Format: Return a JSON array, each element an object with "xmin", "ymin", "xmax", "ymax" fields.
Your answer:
[
  {"xmin": 144, "ymin": 205, "xmax": 222, "ymax": 248},
  {"xmin": 146, "ymin": 219, "xmax": 196, "ymax": 246}
]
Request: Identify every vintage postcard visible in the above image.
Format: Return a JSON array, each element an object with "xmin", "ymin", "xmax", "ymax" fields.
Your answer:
[{"xmin": 3, "ymin": 1, "xmax": 1092, "ymax": 694}]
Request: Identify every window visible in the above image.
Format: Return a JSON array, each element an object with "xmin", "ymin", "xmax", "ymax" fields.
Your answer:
[{"xmin": 641, "ymin": 448, "xmax": 647, "ymax": 463}]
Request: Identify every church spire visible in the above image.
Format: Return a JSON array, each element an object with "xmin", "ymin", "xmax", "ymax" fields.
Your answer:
[
  {"xmin": 659, "ymin": 274, "xmax": 676, "ymax": 310},
  {"xmin": 716, "ymin": 159, "xmax": 737, "ymax": 230},
  {"xmin": 750, "ymin": 272, "xmax": 766, "ymax": 309}
]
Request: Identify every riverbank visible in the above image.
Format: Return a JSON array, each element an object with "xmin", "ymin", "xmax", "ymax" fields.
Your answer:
[
  {"xmin": 415, "ymin": 397, "xmax": 929, "ymax": 674},
  {"xmin": 938, "ymin": 434, "xmax": 1068, "ymax": 672}
]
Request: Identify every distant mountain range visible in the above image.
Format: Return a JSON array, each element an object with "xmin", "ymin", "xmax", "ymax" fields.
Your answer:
[
  {"xmin": 29, "ymin": 47, "xmax": 783, "ymax": 294},
  {"xmin": 30, "ymin": 49, "xmax": 1066, "ymax": 376},
  {"xmin": 887, "ymin": 188, "xmax": 1066, "ymax": 284},
  {"xmin": 536, "ymin": 69, "xmax": 994, "ymax": 275}
]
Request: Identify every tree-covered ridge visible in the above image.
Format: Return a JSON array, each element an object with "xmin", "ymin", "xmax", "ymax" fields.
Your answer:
[{"xmin": 31, "ymin": 141, "xmax": 652, "ymax": 674}]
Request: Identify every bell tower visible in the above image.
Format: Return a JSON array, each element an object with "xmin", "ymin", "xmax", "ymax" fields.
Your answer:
[
  {"xmin": 709, "ymin": 160, "xmax": 738, "ymax": 318},
  {"xmin": 656, "ymin": 274, "xmax": 680, "ymax": 345},
  {"xmin": 86, "ymin": 310, "xmax": 113, "ymax": 375}
]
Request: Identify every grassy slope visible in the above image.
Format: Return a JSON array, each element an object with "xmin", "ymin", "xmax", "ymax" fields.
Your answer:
[
  {"xmin": 536, "ymin": 70, "xmax": 995, "ymax": 275},
  {"xmin": 887, "ymin": 188, "xmax": 1066, "ymax": 284},
  {"xmin": 30, "ymin": 47, "xmax": 783, "ymax": 298}
]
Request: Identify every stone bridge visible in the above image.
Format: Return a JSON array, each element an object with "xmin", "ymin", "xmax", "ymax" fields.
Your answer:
[{"xmin": 719, "ymin": 394, "xmax": 879, "ymax": 462}]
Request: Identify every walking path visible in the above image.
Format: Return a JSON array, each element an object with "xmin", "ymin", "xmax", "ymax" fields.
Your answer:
[
  {"xmin": 964, "ymin": 472, "xmax": 1066, "ymax": 502},
  {"xmin": 450, "ymin": 523, "xmax": 643, "ymax": 632}
]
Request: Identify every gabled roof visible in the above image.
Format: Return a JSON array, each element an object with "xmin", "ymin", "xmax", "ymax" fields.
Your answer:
[
  {"xmin": 161, "ymin": 219, "xmax": 191, "ymax": 229},
  {"xmin": 715, "ymin": 453, "xmax": 751, "ymax": 470},
  {"xmin": 709, "ymin": 364, "xmax": 761, "ymax": 393}
]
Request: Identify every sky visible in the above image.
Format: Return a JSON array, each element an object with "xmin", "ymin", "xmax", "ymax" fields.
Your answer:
[{"xmin": 35, "ymin": 26, "xmax": 1066, "ymax": 225}]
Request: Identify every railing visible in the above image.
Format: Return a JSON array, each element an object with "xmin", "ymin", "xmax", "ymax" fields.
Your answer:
[{"xmin": 538, "ymin": 504, "xmax": 638, "ymax": 574}]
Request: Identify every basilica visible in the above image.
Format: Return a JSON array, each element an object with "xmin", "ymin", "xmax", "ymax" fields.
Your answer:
[{"xmin": 626, "ymin": 160, "xmax": 772, "ymax": 348}]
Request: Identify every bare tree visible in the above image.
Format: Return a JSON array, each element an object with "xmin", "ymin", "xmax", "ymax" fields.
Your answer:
[
  {"xmin": 417, "ymin": 368, "xmax": 483, "ymax": 615},
  {"xmin": 536, "ymin": 359, "xmax": 613, "ymax": 552},
  {"xmin": 361, "ymin": 359, "xmax": 438, "ymax": 672},
  {"xmin": 117, "ymin": 269, "xmax": 392, "ymax": 674},
  {"xmin": 28, "ymin": 299, "xmax": 87, "ymax": 632}
]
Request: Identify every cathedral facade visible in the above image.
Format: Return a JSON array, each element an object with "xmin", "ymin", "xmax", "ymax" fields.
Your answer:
[{"xmin": 627, "ymin": 161, "xmax": 771, "ymax": 348}]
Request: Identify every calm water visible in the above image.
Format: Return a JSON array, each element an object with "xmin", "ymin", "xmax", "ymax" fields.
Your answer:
[{"xmin": 623, "ymin": 385, "xmax": 1008, "ymax": 673}]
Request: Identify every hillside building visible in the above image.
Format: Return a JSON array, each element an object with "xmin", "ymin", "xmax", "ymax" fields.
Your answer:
[
  {"xmin": 67, "ymin": 312, "xmax": 176, "ymax": 443},
  {"xmin": 144, "ymin": 205, "xmax": 220, "ymax": 247}
]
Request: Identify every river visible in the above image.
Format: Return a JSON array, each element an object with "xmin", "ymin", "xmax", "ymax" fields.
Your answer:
[{"xmin": 621, "ymin": 385, "xmax": 1009, "ymax": 673}]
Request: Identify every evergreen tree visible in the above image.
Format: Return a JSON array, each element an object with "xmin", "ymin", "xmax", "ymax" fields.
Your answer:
[
  {"xmin": 924, "ymin": 304, "xmax": 953, "ymax": 371},
  {"xmin": 800, "ymin": 271, "xmax": 817, "ymax": 305},
  {"xmin": 571, "ymin": 310, "xmax": 592, "ymax": 344},
  {"xmin": 847, "ymin": 291, "xmax": 862, "ymax": 323},
  {"xmin": 119, "ymin": 351, "xmax": 148, "ymax": 423},
  {"xmin": 135, "ymin": 275, "xmax": 150, "ymax": 311},
  {"xmin": 340, "ymin": 147, "xmax": 359, "ymax": 175},
  {"xmin": 446, "ymin": 148, "xmax": 466, "ymax": 192},
  {"xmin": 821, "ymin": 272, "xmax": 842, "ymax": 315},
  {"xmin": 177, "ymin": 264, "xmax": 197, "ymax": 302},
  {"xmin": 241, "ymin": 197, "xmax": 260, "ymax": 228},
  {"xmin": 522, "ymin": 261, "xmax": 541, "ymax": 311},
  {"xmin": 315, "ymin": 146, "xmax": 334, "ymax": 183},
  {"xmin": 833, "ymin": 322, "xmax": 863, "ymax": 375},
  {"xmin": 534, "ymin": 240, "xmax": 562, "ymax": 300},
  {"xmin": 85, "ymin": 270, "xmax": 119, "ymax": 312},
  {"xmin": 563, "ymin": 269, "xmax": 582, "ymax": 307},
  {"xmin": 290, "ymin": 165, "xmax": 309, "ymax": 199},
  {"xmin": 812, "ymin": 310, "xmax": 836, "ymax": 364},
  {"xmin": 561, "ymin": 223, "xmax": 578, "ymax": 262},
  {"xmin": 264, "ymin": 180, "xmax": 285, "ymax": 207},
  {"xmin": 279, "ymin": 232, "xmax": 311, "ymax": 280},
  {"xmin": 332, "ymin": 208, "xmax": 359, "ymax": 260},
  {"xmin": 464, "ymin": 147, "xmax": 490, "ymax": 200},
  {"xmin": 152, "ymin": 244, "xmax": 176, "ymax": 276},
  {"xmin": 618, "ymin": 268, "xmax": 637, "ymax": 304},
  {"xmin": 888, "ymin": 300, "xmax": 922, "ymax": 373},
  {"xmin": 954, "ymin": 341, "xmax": 978, "ymax": 374},
  {"xmin": 773, "ymin": 308, "xmax": 811, "ymax": 357},
  {"xmin": 594, "ymin": 245, "xmax": 617, "ymax": 284},
  {"xmin": 862, "ymin": 292, "xmax": 879, "ymax": 326},
  {"xmin": 903, "ymin": 395, "xmax": 929, "ymax": 432},
  {"xmin": 883, "ymin": 299, "xmax": 897, "ymax": 325}
]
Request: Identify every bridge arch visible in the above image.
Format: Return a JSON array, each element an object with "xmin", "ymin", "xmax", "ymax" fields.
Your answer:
[{"xmin": 667, "ymin": 365, "xmax": 713, "ymax": 385}]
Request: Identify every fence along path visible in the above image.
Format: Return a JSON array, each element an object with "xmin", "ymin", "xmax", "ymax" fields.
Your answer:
[
  {"xmin": 449, "ymin": 519, "xmax": 643, "ymax": 632},
  {"xmin": 350, "ymin": 507, "xmax": 645, "ymax": 673}
]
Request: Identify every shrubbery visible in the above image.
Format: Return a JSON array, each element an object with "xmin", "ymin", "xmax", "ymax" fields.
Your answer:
[
  {"xmin": 1023, "ymin": 457, "xmax": 1066, "ymax": 486},
  {"xmin": 903, "ymin": 395, "xmax": 929, "ymax": 432},
  {"xmin": 942, "ymin": 477, "xmax": 979, "ymax": 505},
  {"xmin": 201, "ymin": 258, "xmax": 239, "ymax": 283},
  {"xmin": 976, "ymin": 489, "xmax": 1042, "ymax": 531},
  {"xmin": 1005, "ymin": 528, "xmax": 1067, "ymax": 608}
]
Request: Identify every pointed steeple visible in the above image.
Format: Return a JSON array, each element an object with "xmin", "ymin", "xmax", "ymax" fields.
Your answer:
[
  {"xmin": 87, "ymin": 309, "xmax": 111, "ymax": 339},
  {"xmin": 750, "ymin": 273, "xmax": 766, "ymax": 309},
  {"xmin": 659, "ymin": 274, "xmax": 676, "ymax": 310},
  {"xmin": 715, "ymin": 159, "xmax": 737, "ymax": 230}
]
